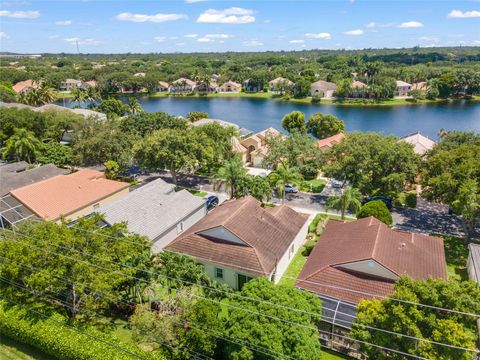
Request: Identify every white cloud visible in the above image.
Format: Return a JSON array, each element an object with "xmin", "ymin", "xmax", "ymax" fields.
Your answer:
[
  {"xmin": 55, "ymin": 20, "xmax": 72, "ymax": 25},
  {"xmin": 184, "ymin": 34, "xmax": 198, "ymax": 38},
  {"xmin": 154, "ymin": 36, "xmax": 167, "ymax": 42},
  {"xmin": 0, "ymin": 32, "xmax": 9, "ymax": 39},
  {"xmin": 398, "ymin": 21, "xmax": 424, "ymax": 28},
  {"xmin": 197, "ymin": 7, "xmax": 255, "ymax": 24},
  {"xmin": 116, "ymin": 12, "xmax": 187, "ymax": 23},
  {"xmin": 176, "ymin": 42, "xmax": 186, "ymax": 46},
  {"xmin": 366, "ymin": 22, "xmax": 393, "ymax": 28},
  {"xmin": 419, "ymin": 36, "xmax": 439, "ymax": 42},
  {"xmin": 474, "ymin": 40, "xmax": 480, "ymax": 45},
  {"xmin": 289, "ymin": 39, "xmax": 305, "ymax": 44},
  {"xmin": 205, "ymin": 33, "xmax": 231, "ymax": 39},
  {"xmin": 185, "ymin": 0, "xmax": 207, "ymax": 3},
  {"xmin": 64, "ymin": 37, "xmax": 100, "ymax": 45},
  {"xmin": 243, "ymin": 40, "xmax": 263, "ymax": 46},
  {"xmin": 197, "ymin": 37, "xmax": 212, "ymax": 42},
  {"xmin": 447, "ymin": 9, "xmax": 480, "ymax": 18},
  {"xmin": 305, "ymin": 32, "xmax": 331, "ymax": 39},
  {"xmin": 343, "ymin": 29, "xmax": 364, "ymax": 35},
  {"xmin": 0, "ymin": 10, "xmax": 39, "ymax": 18}
]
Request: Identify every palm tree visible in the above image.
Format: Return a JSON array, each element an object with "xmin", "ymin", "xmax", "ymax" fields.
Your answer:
[
  {"xmin": 270, "ymin": 165, "xmax": 302, "ymax": 204},
  {"xmin": 127, "ymin": 98, "xmax": 143, "ymax": 115},
  {"xmin": 3, "ymin": 128, "xmax": 42, "ymax": 163},
  {"xmin": 326, "ymin": 186, "xmax": 362, "ymax": 219},
  {"xmin": 211, "ymin": 157, "xmax": 246, "ymax": 199},
  {"xmin": 71, "ymin": 88, "xmax": 86, "ymax": 103},
  {"xmin": 37, "ymin": 84, "xmax": 56, "ymax": 104}
]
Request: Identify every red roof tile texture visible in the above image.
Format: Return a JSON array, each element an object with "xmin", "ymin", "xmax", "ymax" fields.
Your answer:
[
  {"xmin": 166, "ymin": 196, "xmax": 309, "ymax": 276},
  {"xmin": 296, "ymin": 217, "xmax": 447, "ymax": 304},
  {"xmin": 10, "ymin": 169, "xmax": 129, "ymax": 221},
  {"xmin": 316, "ymin": 133, "xmax": 345, "ymax": 150}
]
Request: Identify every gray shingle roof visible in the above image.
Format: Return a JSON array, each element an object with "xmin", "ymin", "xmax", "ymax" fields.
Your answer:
[{"xmin": 98, "ymin": 179, "xmax": 206, "ymax": 241}]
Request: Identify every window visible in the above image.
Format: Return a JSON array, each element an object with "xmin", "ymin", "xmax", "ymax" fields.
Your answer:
[
  {"xmin": 215, "ymin": 268, "xmax": 224, "ymax": 279},
  {"xmin": 176, "ymin": 222, "xmax": 184, "ymax": 234}
]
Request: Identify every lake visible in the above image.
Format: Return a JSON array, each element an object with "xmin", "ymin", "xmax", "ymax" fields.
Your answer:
[{"xmin": 60, "ymin": 97, "xmax": 480, "ymax": 139}]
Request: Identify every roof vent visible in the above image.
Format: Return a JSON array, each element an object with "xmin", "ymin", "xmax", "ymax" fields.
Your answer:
[{"xmin": 400, "ymin": 242, "xmax": 406, "ymax": 249}]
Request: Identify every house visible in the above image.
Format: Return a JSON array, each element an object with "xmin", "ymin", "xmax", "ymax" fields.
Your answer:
[
  {"xmin": 268, "ymin": 77, "xmax": 293, "ymax": 93},
  {"xmin": 395, "ymin": 80, "xmax": 413, "ymax": 97},
  {"xmin": 97, "ymin": 178, "xmax": 206, "ymax": 252},
  {"xmin": 296, "ymin": 217, "xmax": 447, "ymax": 305},
  {"xmin": 350, "ymin": 80, "xmax": 368, "ymax": 98},
  {"xmin": 195, "ymin": 81, "xmax": 218, "ymax": 93},
  {"xmin": 8, "ymin": 169, "xmax": 129, "ymax": 223},
  {"xmin": 468, "ymin": 244, "xmax": 480, "ymax": 283},
  {"xmin": 60, "ymin": 79, "xmax": 83, "ymax": 92},
  {"xmin": 310, "ymin": 80, "xmax": 337, "ymax": 98},
  {"xmin": 316, "ymin": 133, "xmax": 345, "ymax": 151},
  {"xmin": 243, "ymin": 79, "xmax": 264, "ymax": 93},
  {"xmin": 12, "ymin": 79, "xmax": 37, "ymax": 93},
  {"xmin": 82, "ymin": 80, "xmax": 97, "ymax": 88},
  {"xmin": 412, "ymin": 82, "xmax": 428, "ymax": 92},
  {"xmin": 165, "ymin": 196, "xmax": 311, "ymax": 290},
  {"xmin": 399, "ymin": 132, "xmax": 436, "ymax": 156},
  {"xmin": 169, "ymin": 78, "xmax": 196, "ymax": 93},
  {"xmin": 0, "ymin": 162, "xmax": 68, "ymax": 197},
  {"xmin": 239, "ymin": 128, "xmax": 281, "ymax": 167},
  {"xmin": 155, "ymin": 81, "xmax": 170, "ymax": 92},
  {"xmin": 218, "ymin": 80, "xmax": 242, "ymax": 93}
]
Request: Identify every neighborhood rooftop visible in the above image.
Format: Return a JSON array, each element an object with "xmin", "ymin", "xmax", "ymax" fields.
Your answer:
[{"xmin": 400, "ymin": 132, "xmax": 436, "ymax": 155}]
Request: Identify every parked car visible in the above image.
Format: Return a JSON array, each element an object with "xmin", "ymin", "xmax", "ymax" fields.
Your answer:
[
  {"xmin": 284, "ymin": 184, "xmax": 299, "ymax": 193},
  {"xmin": 206, "ymin": 195, "xmax": 219, "ymax": 210},
  {"xmin": 362, "ymin": 196, "xmax": 393, "ymax": 210},
  {"xmin": 331, "ymin": 179, "xmax": 344, "ymax": 189}
]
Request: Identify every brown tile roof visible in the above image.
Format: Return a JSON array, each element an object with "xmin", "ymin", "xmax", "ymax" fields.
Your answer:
[
  {"xmin": 10, "ymin": 169, "xmax": 129, "ymax": 221},
  {"xmin": 166, "ymin": 196, "xmax": 309, "ymax": 276},
  {"xmin": 12, "ymin": 80, "xmax": 37, "ymax": 93},
  {"xmin": 316, "ymin": 133, "xmax": 345, "ymax": 150},
  {"xmin": 352, "ymin": 80, "xmax": 367, "ymax": 88},
  {"xmin": 296, "ymin": 217, "xmax": 447, "ymax": 304}
]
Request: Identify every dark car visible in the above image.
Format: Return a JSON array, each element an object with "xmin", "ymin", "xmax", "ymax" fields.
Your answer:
[
  {"xmin": 206, "ymin": 195, "xmax": 219, "ymax": 210},
  {"xmin": 362, "ymin": 196, "xmax": 393, "ymax": 210}
]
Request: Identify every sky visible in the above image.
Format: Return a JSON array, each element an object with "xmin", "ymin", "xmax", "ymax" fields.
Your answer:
[{"xmin": 0, "ymin": 0, "xmax": 479, "ymax": 53}]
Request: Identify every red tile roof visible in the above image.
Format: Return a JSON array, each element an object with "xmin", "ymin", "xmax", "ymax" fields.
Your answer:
[
  {"xmin": 166, "ymin": 196, "xmax": 309, "ymax": 276},
  {"xmin": 12, "ymin": 80, "xmax": 37, "ymax": 93},
  {"xmin": 316, "ymin": 133, "xmax": 345, "ymax": 150},
  {"xmin": 10, "ymin": 169, "xmax": 129, "ymax": 221},
  {"xmin": 296, "ymin": 217, "xmax": 447, "ymax": 304}
]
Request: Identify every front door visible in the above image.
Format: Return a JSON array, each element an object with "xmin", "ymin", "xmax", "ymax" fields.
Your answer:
[{"xmin": 237, "ymin": 274, "xmax": 253, "ymax": 291}]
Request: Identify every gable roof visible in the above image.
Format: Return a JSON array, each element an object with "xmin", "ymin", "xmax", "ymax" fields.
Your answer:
[
  {"xmin": 400, "ymin": 132, "xmax": 436, "ymax": 155},
  {"xmin": 311, "ymin": 80, "xmax": 337, "ymax": 91},
  {"xmin": 316, "ymin": 133, "xmax": 345, "ymax": 150},
  {"xmin": 269, "ymin": 77, "xmax": 293, "ymax": 85},
  {"xmin": 396, "ymin": 80, "xmax": 412, "ymax": 87},
  {"xmin": 10, "ymin": 169, "xmax": 129, "ymax": 221},
  {"xmin": 220, "ymin": 80, "xmax": 242, "ymax": 88},
  {"xmin": 158, "ymin": 81, "xmax": 170, "ymax": 88},
  {"xmin": 172, "ymin": 78, "xmax": 196, "ymax": 87},
  {"xmin": 98, "ymin": 178, "xmax": 205, "ymax": 241},
  {"xmin": 12, "ymin": 79, "xmax": 37, "ymax": 93},
  {"xmin": 296, "ymin": 217, "xmax": 447, "ymax": 304},
  {"xmin": 352, "ymin": 80, "xmax": 367, "ymax": 88},
  {"xmin": 0, "ymin": 162, "xmax": 68, "ymax": 197},
  {"xmin": 166, "ymin": 196, "xmax": 309, "ymax": 276}
]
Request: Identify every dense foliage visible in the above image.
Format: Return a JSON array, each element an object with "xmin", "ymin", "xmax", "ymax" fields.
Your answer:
[{"xmin": 357, "ymin": 200, "xmax": 393, "ymax": 225}]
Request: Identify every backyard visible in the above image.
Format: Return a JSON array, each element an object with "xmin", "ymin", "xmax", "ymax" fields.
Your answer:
[{"xmin": 441, "ymin": 235, "xmax": 469, "ymax": 281}]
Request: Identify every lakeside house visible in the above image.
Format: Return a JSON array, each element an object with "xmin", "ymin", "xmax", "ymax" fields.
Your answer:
[
  {"xmin": 237, "ymin": 127, "xmax": 281, "ymax": 167},
  {"xmin": 399, "ymin": 132, "xmax": 436, "ymax": 156},
  {"xmin": 12, "ymin": 79, "xmax": 37, "ymax": 93},
  {"xmin": 395, "ymin": 80, "xmax": 413, "ymax": 97},
  {"xmin": 155, "ymin": 81, "xmax": 170, "ymax": 92},
  {"xmin": 350, "ymin": 80, "xmax": 368, "ymax": 98},
  {"xmin": 218, "ymin": 80, "xmax": 242, "ymax": 93},
  {"xmin": 83, "ymin": 80, "xmax": 97, "ymax": 88},
  {"xmin": 412, "ymin": 81, "xmax": 428, "ymax": 92},
  {"xmin": 165, "ymin": 196, "xmax": 311, "ymax": 290},
  {"xmin": 5, "ymin": 169, "xmax": 129, "ymax": 224},
  {"xmin": 169, "ymin": 78, "xmax": 196, "ymax": 93},
  {"xmin": 60, "ymin": 79, "xmax": 83, "ymax": 92},
  {"xmin": 243, "ymin": 79, "xmax": 264, "ymax": 93},
  {"xmin": 195, "ymin": 80, "xmax": 218, "ymax": 93},
  {"xmin": 310, "ymin": 80, "xmax": 338, "ymax": 98},
  {"xmin": 316, "ymin": 133, "xmax": 345, "ymax": 151},
  {"xmin": 97, "ymin": 178, "xmax": 207, "ymax": 253},
  {"xmin": 268, "ymin": 77, "xmax": 294, "ymax": 93},
  {"xmin": 0, "ymin": 102, "xmax": 107, "ymax": 121}
]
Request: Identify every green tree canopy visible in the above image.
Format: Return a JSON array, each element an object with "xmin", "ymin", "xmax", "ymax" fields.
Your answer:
[
  {"xmin": 281, "ymin": 111, "xmax": 306, "ymax": 134},
  {"xmin": 120, "ymin": 112, "xmax": 187, "ymax": 138},
  {"xmin": 37, "ymin": 140, "xmax": 74, "ymax": 167},
  {"xmin": 357, "ymin": 200, "xmax": 393, "ymax": 226},
  {"xmin": 2, "ymin": 128, "xmax": 42, "ymax": 163},
  {"xmin": 327, "ymin": 186, "xmax": 362, "ymax": 219},
  {"xmin": 307, "ymin": 113, "xmax": 345, "ymax": 139}
]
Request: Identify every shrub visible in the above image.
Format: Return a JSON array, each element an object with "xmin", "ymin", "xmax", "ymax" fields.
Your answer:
[
  {"xmin": 393, "ymin": 192, "xmax": 406, "ymax": 207},
  {"xmin": 308, "ymin": 213, "xmax": 328, "ymax": 234},
  {"xmin": 357, "ymin": 200, "xmax": 393, "ymax": 226},
  {"xmin": 302, "ymin": 240, "xmax": 317, "ymax": 256},
  {"xmin": 298, "ymin": 162, "xmax": 319, "ymax": 180},
  {"xmin": 0, "ymin": 302, "xmax": 163, "ymax": 360},
  {"xmin": 311, "ymin": 95, "xmax": 321, "ymax": 104},
  {"xmin": 405, "ymin": 192, "xmax": 417, "ymax": 208}
]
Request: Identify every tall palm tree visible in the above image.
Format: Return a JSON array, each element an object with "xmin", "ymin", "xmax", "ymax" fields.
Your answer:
[
  {"xmin": 3, "ymin": 128, "xmax": 42, "ymax": 163},
  {"xmin": 326, "ymin": 186, "xmax": 362, "ymax": 220},
  {"xmin": 270, "ymin": 165, "xmax": 302, "ymax": 204},
  {"xmin": 211, "ymin": 157, "xmax": 246, "ymax": 199},
  {"xmin": 127, "ymin": 98, "xmax": 143, "ymax": 115},
  {"xmin": 71, "ymin": 88, "xmax": 86, "ymax": 103},
  {"xmin": 37, "ymin": 84, "xmax": 56, "ymax": 104}
]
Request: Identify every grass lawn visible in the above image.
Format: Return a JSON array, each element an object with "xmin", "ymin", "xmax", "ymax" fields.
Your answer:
[
  {"xmin": 299, "ymin": 179, "xmax": 326, "ymax": 193},
  {"xmin": 0, "ymin": 336, "xmax": 53, "ymax": 360},
  {"xmin": 187, "ymin": 189, "xmax": 208, "ymax": 197},
  {"xmin": 441, "ymin": 235, "xmax": 469, "ymax": 281},
  {"xmin": 322, "ymin": 348, "xmax": 352, "ymax": 359}
]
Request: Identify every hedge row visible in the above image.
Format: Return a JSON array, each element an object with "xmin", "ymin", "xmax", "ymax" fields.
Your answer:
[{"xmin": 0, "ymin": 301, "xmax": 164, "ymax": 360}]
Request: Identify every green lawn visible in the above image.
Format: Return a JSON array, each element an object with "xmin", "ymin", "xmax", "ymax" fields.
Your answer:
[
  {"xmin": 299, "ymin": 179, "xmax": 327, "ymax": 193},
  {"xmin": 441, "ymin": 235, "xmax": 469, "ymax": 281},
  {"xmin": 322, "ymin": 349, "xmax": 352, "ymax": 359},
  {"xmin": 186, "ymin": 189, "xmax": 208, "ymax": 197},
  {"xmin": 0, "ymin": 336, "xmax": 53, "ymax": 360}
]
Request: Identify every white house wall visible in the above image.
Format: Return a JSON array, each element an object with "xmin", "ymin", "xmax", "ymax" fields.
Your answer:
[
  {"xmin": 199, "ymin": 261, "xmax": 261, "ymax": 290},
  {"xmin": 152, "ymin": 205, "xmax": 207, "ymax": 253}
]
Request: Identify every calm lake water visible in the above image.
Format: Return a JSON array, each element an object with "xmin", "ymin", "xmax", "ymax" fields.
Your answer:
[{"xmin": 60, "ymin": 97, "xmax": 480, "ymax": 139}]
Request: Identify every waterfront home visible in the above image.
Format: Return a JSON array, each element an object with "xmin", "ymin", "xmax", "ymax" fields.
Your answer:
[
  {"xmin": 399, "ymin": 132, "xmax": 436, "ymax": 156},
  {"xmin": 218, "ymin": 80, "xmax": 242, "ymax": 93},
  {"xmin": 5, "ymin": 169, "xmax": 129, "ymax": 224},
  {"xmin": 165, "ymin": 196, "xmax": 310, "ymax": 290},
  {"xmin": 12, "ymin": 79, "xmax": 37, "ymax": 93},
  {"xmin": 395, "ymin": 80, "xmax": 413, "ymax": 97},
  {"xmin": 195, "ymin": 80, "xmax": 218, "ymax": 93},
  {"xmin": 155, "ymin": 81, "xmax": 170, "ymax": 92},
  {"xmin": 412, "ymin": 82, "xmax": 428, "ymax": 92},
  {"xmin": 169, "ymin": 78, "xmax": 196, "ymax": 93},
  {"xmin": 243, "ymin": 79, "xmax": 264, "ymax": 93},
  {"xmin": 296, "ymin": 217, "xmax": 447, "ymax": 305},
  {"xmin": 310, "ymin": 80, "xmax": 338, "ymax": 98},
  {"xmin": 83, "ymin": 80, "xmax": 97, "ymax": 88},
  {"xmin": 316, "ymin": 133, "xmax": 345, "ymax": 151},
  {"xmin": 239, "ymin": 127, "xmax": 281, "ymax": 167},
  {"xmin": 60, "ymin": 78, "xmax": 83, "ymax": 92},
  {"xmin": 97, "ymin": 178, "xmax": 206, "ymax": 253},
  {"xmin": 268, "ymin": 77, "xmax": 294, "ymax": 93},
  {"xmin": 350, "ymin": 80, "xmax": 368, "ymax": 98}
]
